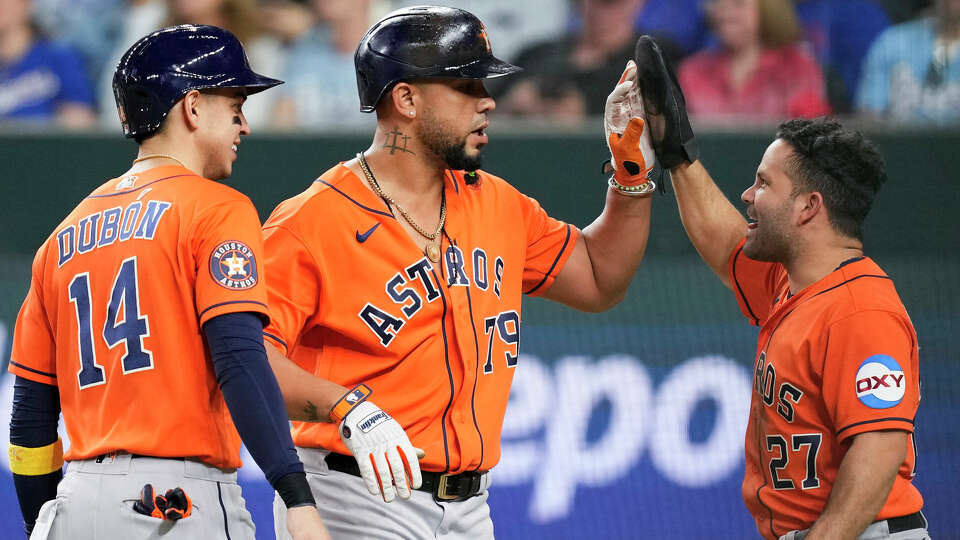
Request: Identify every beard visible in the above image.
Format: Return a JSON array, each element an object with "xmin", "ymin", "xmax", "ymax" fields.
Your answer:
[
  {"xmin": 417, "ymin": 109, "xmax": 483, "ymax": 172},
  {"xmin": 743, "ymin": 203, "xmax": 796, "ymax": 263}
]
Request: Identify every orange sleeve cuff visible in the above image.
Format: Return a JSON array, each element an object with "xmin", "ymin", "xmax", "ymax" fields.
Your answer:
[
  {"xmin": 836, "ymin": 417, "xmax": 914, "ymax": 443},
  {"xmin": 8, "ymin": 361, "xmax": 57, "ymax": 386},
  {"xmin": 261, "ymin": 330, "xmax": 288, "ymax": 355},
  {"xmin": 525, "ymin": 225, "xmax": 579, "ymax": 297},
  {"xmin": 198, "ymin": 300, "xmax": 270, "ymax": 327}
]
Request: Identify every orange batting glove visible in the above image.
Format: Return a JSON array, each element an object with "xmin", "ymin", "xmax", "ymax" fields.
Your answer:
[
  {"xmin": 607, "ymin": 117, "xmax": 655, "ymax": 189},
  {"xmin": 604, "ymin": 61, "xmax": 656, "ymax": 194}
]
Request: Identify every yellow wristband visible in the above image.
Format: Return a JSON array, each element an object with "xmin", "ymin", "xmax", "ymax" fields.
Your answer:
[
  {"xmin": 9, "ymin": 438, "xmax": 64, "ymax": 476},
  {"xmin": 329, "ymin": 384, "xmax": 372, "ymax": 423}
]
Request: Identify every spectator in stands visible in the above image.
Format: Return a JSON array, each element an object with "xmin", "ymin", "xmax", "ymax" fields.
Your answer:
[
  {"xmin": 390, "ymin": 0, "xmax": 570, "ymax": 64},
  {"xmin": 496, "ymin": 0, "xmax": 670, "ymax": 121},
  {"xmin": 678, "ymin": 0, "xmax": 830, "ymax": 121},
  {"xmin": 874, "ymin": 0, "xmax": 934, "ymax": 23},
  {"xmin": 259, "ymin": 0, "xmax": 314, "ymax": 46},
  {"xmin": 0, "ymin": 0, "xmax": 96, "ymax": 127},
  {"xmin": 31, "ymin": 0, "xmax": 126, "ymax": 84},
  {"xmin": 794, "ymin": 0, "xmax": 891, "ymax": 113},
  {"xmin": 269, "ymin": 0, "xmax": 374, "ymax": 130},
  {"xmin": 856, "ymin": 0, "xmax": 960, "ymax": 124},
  {"xmin": 635, "ymin": 0, "xmax": 709, "ymax": 56},
  {"xmin": 94, "ymin": 0, "xmax": 167, "ymax": 128}
]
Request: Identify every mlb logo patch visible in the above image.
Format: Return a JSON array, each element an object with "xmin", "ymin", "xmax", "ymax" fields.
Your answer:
[
  {"xmin": 116, "ymin": 175, "xmax": 138, "ymax": 190},
  {"xmin": 855, "ymin": 354, "xmax": 906, "ymax": 409},
  {"xmin": 210, "ymin": 240, "xmax": 258, "ymax": 289}
]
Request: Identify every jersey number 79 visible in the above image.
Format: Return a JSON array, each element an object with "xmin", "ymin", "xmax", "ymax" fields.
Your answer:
[{"xmin": 68, "ymin": 257, "xmax": 154, "ymax": 389}]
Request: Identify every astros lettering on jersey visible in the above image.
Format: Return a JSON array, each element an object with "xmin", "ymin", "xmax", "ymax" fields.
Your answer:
[
  {"xmin": 728, "ymin": 239, "xmax": 923, "ymax": 540},
  {"xmin": 10, "ymin": 165, "xmax": 269, "ymax": 469},
  {"xmin": 261, "ymin": 164, "xmax": 577, "ymax": 474}
]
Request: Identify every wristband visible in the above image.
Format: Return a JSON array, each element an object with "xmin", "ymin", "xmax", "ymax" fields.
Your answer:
[
  {"xmin": 274, "ymin": 472, "xmax": 316, "ymax": 508},
  {"xmin": 9, "ymin": 438, "xmax": 64, "ymax": 476},
  {"xmin": 329, "ymin": 384, "xmax": 372, "ymax": 423}
]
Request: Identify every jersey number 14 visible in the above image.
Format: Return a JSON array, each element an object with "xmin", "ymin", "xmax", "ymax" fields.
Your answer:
[{"xmin": 68, "ymin": 257, "xmax": 154, "ymax": 389}]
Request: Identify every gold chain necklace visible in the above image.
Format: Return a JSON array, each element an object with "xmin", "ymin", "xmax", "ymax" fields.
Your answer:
[
  {"xmin": 357, "ymin": 152, "xmax": 446, "ymax": 262},
  {"xmin": 132, "ymin": 154, "xmax": 188, "ymax": 168}
]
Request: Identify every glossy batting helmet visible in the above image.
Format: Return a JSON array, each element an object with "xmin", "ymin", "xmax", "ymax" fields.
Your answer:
[
  {"xmin": 354, "ymin": 6, "xmax": 522, "ymax": 112},
  {"xmin": 113, "ymin": 24, "xmax": 283, "ymax": 138}
]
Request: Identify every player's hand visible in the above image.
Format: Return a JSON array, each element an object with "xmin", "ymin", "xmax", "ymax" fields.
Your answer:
[
  {"xmin": 285, "ymin": 505, "xmax": 331, "ymax": 540},
  {"xmin": 604, "ymin": 60, "xmax": 643, "ymax": 141},
  {"xmin": 605, "ymin": 61, "xmax": 656, "ymax": 190},
  {"xmin": 338, "ymin": 400, "xmax": 424, "ymax": 502},
  {"xmin": 632, "ymin": 35, "xmax": 699, "ymax": 169}
]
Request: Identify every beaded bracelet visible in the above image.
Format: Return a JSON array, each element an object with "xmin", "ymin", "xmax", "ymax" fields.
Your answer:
[{"xmin": 608, "ymin": 175, "xmax": 657, "ymax": 197}]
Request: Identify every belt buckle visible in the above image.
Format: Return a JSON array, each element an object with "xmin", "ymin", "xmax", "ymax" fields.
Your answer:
[{"xmin": 435, "ymin": 474, "xmax": 458, "ymax": 501}]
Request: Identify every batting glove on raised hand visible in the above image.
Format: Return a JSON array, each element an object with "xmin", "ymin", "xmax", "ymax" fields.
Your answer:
[
  {"xmin": 604, "ymin": 61, "xmax": 656, "ymax": 192},
  {"xmin": 337, "ymin": 399, "xmax": 423, "ymax": 502}
]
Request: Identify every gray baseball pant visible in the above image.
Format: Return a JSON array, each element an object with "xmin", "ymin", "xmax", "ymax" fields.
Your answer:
[
  {"xmin": 30, "ymin": 453, "xmax": 255, "ymax": 540},
  {"xmin": 273, "ymin": 447, "xmax": 494, "ymax": 540}
]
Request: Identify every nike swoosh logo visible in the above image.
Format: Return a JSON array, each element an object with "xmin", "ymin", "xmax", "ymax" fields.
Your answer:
[{"xmin": 356, "ymin": 223, "xmax": 380, "ymax": 243}]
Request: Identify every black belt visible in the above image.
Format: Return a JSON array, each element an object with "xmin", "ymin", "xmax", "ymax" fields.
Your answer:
[
  {"xmin": 94, "ymin": 453, "xmax": 183, "ymax": 463},
  {"xmin": 323, "ymin": 452, "xmax": 485, "ymax": 501},
  {"xmin": 884, "ymin": 511, "xmax": 927, "ymax": 534}
]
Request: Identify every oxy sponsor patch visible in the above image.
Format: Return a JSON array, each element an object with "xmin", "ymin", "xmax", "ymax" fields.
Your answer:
[
  {"xmin": 855, "ymin": 354, "xmax": 906, "ymax": 409},
  {"xmin": 210, "ymin": 240, "xmax": 258, "ymax": 289}
]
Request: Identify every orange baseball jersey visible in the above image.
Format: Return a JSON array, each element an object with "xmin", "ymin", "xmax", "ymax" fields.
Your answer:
[
  {"xmin": 728, "ymin": 239, "xmax": 923, "ymax": 539},
  {"xmin": 261, "ymin": 163, "xmax": 577, "ymax": 474},
  {"xmin": 9, "ymin": 165, "xmax": 269, "ymax": 469}
]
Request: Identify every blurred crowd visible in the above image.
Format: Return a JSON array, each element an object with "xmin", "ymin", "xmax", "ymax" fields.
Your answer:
[{"xmin": 2, "ymin": 0, "xmax": 958, "ymax": 131}]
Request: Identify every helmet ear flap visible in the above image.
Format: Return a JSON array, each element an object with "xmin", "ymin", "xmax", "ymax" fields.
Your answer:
[{"xmin": 115, "ymin": 84, "xmax": 167, "ymax": 139}]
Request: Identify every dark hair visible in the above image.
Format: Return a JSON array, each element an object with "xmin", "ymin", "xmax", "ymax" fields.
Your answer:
[{"xmin": 776, "ymin": 118, "xmax": 887, "ymax": 241}]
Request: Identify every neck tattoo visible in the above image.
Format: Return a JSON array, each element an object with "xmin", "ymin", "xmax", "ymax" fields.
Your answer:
[
  {"xmin": 383, "ymin": 126, "xmax": 416, "ymax": 155},
  {"xmin": 357, "ymin": 151, "xmax": 445, "ymax": 263}
]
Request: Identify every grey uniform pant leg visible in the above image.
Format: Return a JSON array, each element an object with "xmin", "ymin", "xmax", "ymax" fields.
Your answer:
[
  {"xmin": 781, "ymin": 513, "xmax": 931, "ymax": 540},
  {"xmin": 274, "ymin": 447, "xmax": 494, "ymax": 540},
  {"xmin": 30, "ymin": 454, "xmax": 256, "ymax": 540}
]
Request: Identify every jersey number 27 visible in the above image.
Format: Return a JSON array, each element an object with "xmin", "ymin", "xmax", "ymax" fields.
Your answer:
[{"xmin": 68, "ymin": 257, "xmax": 154, "ymax": 389}]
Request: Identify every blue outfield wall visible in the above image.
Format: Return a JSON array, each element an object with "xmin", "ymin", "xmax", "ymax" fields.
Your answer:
[{"xmin": 0, "ymin": 316, "xmax": 955, "ymax": 539}]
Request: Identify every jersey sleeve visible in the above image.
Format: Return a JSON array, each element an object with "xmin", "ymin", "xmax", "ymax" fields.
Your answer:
[
  {"xmin": 727, "ymin": 238, "xmax": 784, "ymax": 326},
  {"xmin": 519, "ymin": 193, "xmax": 578, "ymax": 296},
  {"xmin": 9, "ymin": 247, "xmax": 57, "ymax": 386},
  {"xmin": 260, "ymin": 224, "xmax": 321, "ymax": 356},
  {"xmin": 190, "ymin": 199, "xmax": 270, "ymax": 326},
  {"xmin": 821, "ymin": 310, "xmax": 919, "ymax": 442}
]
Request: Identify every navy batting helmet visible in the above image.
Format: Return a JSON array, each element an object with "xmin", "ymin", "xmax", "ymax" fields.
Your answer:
[
  {"xmin": 113, "ymin": 24, "xmax": 283, "ymax": 138},
  {"xmin": 354, "ymin": 6, "xmax": 522, "ymax": 112}
]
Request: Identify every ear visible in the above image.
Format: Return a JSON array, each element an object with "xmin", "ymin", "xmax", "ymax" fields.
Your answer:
[
  {"xmin": 389, "ymin": 82, "xmax": 417, "ymax": 119},
  {"xmin": 180, "ymin": 90, "xmax": 203, "ymax": 132},
  {"xmin": 796, "ymin": 191, "xmax": 824, "ymax": 226}
]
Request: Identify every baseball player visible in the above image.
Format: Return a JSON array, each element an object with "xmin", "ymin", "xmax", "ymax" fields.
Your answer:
[
  {"xmin": 631, "ymin": 37, "xmax": 929, "ymax": 540},
  {"xmin": 7, "ymin": 25, "xmax": 328, "ymax": 540},
  {"xmin": 260, "ymin": 6, "xmax": 657, "ymax": 539}
]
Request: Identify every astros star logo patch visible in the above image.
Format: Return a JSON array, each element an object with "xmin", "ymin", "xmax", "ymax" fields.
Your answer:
[{"xmin": 209, "ymin": 240, "xmax": 258, "ymax": 289}]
